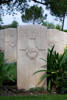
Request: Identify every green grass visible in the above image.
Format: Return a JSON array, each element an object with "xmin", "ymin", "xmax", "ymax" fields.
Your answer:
[{"xmin": 0, "ymin": 95, "xmax": 67, "ymax": 100}]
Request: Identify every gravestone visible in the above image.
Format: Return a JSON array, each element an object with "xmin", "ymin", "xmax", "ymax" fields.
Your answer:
[
  {"xmin": 0, "ymin": 30, "xmax": 5, "ymax": 51},
  {"xmin": 4, "ymin": 28, "xmax": 17, "ymax": 63},
  {"xmin": 17, "ymin": 25, "xmax": 48, "ymax": 90},
  {"xmin": 64, "ymin": 31, "xmax": 67, "ymax": 47},
  {"xmin": 48, "ymin": 29, "xmax": 66, "ymax": 53}
]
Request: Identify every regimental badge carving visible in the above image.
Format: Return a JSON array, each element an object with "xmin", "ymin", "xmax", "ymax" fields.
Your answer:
[
  {"xmin": 6, "ymin": 40, "xmax": 16, "ymax": 48},
  {"xmin": 26, "ymin": 48, "xmax": 38, "ymax": 59}
]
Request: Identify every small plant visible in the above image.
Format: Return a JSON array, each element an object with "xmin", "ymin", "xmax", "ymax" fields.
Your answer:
[
  {"xmin": 57, "ymin": 47, "xmax": 67, "ymax": 94},
  {"xmin": 56, "ymin": 24, "xmax": 61, "ymax": 30},
  {"xmin": 0, "ymin": 51, "xmax": 5, "ymax": 86},
  {"xmin": 0, "ymin": 51, "xmax": 17, "ymax": 87},
  {"xmin": 4, "ymin": 62, "xmax": 17, "ymax": 83},
  {"xmin": 29, "ymin": 87, "xmax": 46, "ymax": 93},
  {"xmin": 42, "ymin": 21, "xmax": 55, "ymax": 29},
  {"xmin": 34, "ymin": 46, "xmax": 67, "ymax": 93}
]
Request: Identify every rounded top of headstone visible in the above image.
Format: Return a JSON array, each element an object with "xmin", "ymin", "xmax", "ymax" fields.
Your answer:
[
  {"xmin": 48, "ymin": 29, "xmax": 66, "ymax": 35},
  {"xmin": 18, "ymin": 24, "xmax": 47, "ymax": 30}
]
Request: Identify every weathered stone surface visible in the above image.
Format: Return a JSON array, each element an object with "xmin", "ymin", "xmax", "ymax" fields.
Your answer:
[
  {"xmin": 1, "ymin": 27, "xmax": 66, "ymax": 64},
  {"xmin": 17, "ymin": 25, "xmax": 48, "ymax": 90},
  {"xmin": 0, "ymin": 30, "xmax": 5, "ymax": 51},
  {"xmin": 47, "ymin": 29, "xmax": 67, "ymax": 53},
  {"xmin": 4, "ymin": 28, "xmax": 17, "ymax": 63},
  {"xmin": 0, "ymin": 26, "xmax": 67, "ymax": 90}
]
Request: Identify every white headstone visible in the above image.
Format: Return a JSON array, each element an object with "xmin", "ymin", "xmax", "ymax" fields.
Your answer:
[
  {"xmin": 48, "ymin": 29, "xmax": 67, "ymax": 53},
  {"xmin": 4, "ymin": 28, "xmax": 17, "ymax": 63},
  {"xmin": 17, "ymin": 25, "xmax": 48, "ymax": 90},
  {"xmin": 0, "ymin": 30, "xmax": 5, "ymax": 51}
]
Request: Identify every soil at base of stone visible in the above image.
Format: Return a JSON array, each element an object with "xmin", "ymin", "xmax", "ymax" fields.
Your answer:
[{"xmin": 0, "ymin": 84, "xmax": 49, "ymax": 96}]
